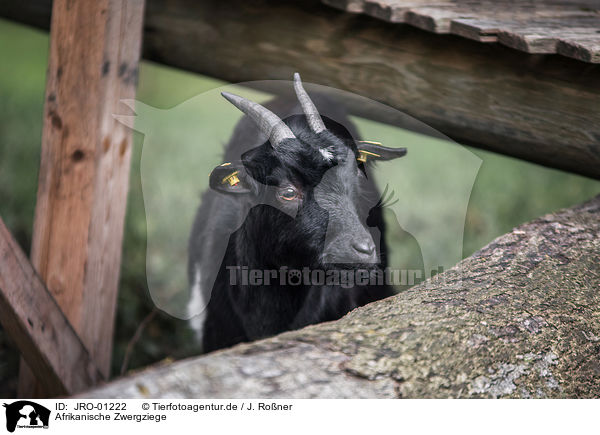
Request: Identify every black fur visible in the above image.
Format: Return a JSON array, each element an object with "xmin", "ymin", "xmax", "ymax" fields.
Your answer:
[{"xmin": 188, "ymin": 94, "xmax": 398, "ymax": 353}]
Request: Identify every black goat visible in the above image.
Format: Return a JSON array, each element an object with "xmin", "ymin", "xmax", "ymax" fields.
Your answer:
[{"xmin": 188, "ymin": 74, "xmax": 407, "ymax": 352}]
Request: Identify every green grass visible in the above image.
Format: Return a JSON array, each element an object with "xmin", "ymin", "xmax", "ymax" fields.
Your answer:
[{"xmin": 0, "ymin": 19, "xmax": 598, "ymax": 397}]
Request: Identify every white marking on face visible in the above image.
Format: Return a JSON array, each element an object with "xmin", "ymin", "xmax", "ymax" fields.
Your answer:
[{"xmin": 319, "ymin": 148, "xmax": 334, "ymax": 161}]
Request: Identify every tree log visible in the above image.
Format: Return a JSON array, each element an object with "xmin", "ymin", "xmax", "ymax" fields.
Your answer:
[
  {"xmin": 2, "ymin": 0, "xmax": 600, "ymax": 179},
  {"xmin": 79, "ymin": 195, "xmax": 600, "ymax": 399}
]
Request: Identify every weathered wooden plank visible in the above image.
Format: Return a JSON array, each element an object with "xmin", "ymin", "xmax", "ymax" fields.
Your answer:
[
  {"xmin": 557, "ymin": 36, "xmax": 600, "ymax": 63},
  {"xmin": 495, "ymin": 17, "xmax": 600, "ymax": 54},
  {"xmin": 1, "ymin": 0, "xmax": 600, "ymax": 181},
  {"xmin": 18, "ymin": 0, "xmax": 145, "ymax": 397},
  {"xmin": 0, "ymin": 217, "xmax": 104, "ymax": 396},
  {"xmin": 449, "ymin": 18, "xmax": 501, "ymax": 42},
  {"xmin": 450, "ymin": 16, "xmax": 600, "ymax": 50},
  {"xmin": 79, "ymin": 195, "xmax": 600, "ymax": 399},
  {"xmin": 404, "ymin": 7, "xmax": 458, "ymax": 33},
  {"xmin": 360, "ymin": 0, "xmax": 415, "ymax": 22},
  {"xmin": 321, "ymin": 0, "xmax": 600, "ymax": 62}
]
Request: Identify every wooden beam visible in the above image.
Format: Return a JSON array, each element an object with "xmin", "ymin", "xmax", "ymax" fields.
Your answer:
[
  {"xmin": 322, "ymin": 0, "xmax": 600, "ymax": 63},
  {"xmin": 18, "ymin": 0, "xmax": 145, "ymax": 397},
  {"xmin": 1, "ymin": 0, "xmax": 599, "ymax": 179},
  {"xmin": 79, "ymin": 194, "xmax": 600, "ymax": 399},
  {"xmin": 143, "ymin": 0, "xmax": 600, "ymax": 179},
  {"xmin": 0, "ymin": 217, "xmax": 104, "ymax": 396}
]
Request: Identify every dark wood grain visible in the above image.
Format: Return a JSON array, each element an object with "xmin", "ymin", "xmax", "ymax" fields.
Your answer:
[
  {"xmin": 0, "ymin": 217, "xmax": 104, "ymax": 396},
  {"xmin": 557, "ymin": 37, "xmax": 600, "ymax": 63},
  {"xmin": 17, "ymin": 0, "xmax": 145, "ymax": 397}
]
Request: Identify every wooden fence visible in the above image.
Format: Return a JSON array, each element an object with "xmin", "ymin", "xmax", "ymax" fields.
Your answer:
[{"xmin": 0, "ymin": 0, "xmax": 598, "ymax": 397}]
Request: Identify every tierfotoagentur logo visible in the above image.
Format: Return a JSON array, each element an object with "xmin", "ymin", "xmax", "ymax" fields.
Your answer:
[
  {"xmin": 225, "ymin": 266, "xmax": 448, "ymax": 288},
  {"xmin": 2, "ymin": 401, "xmax": 50, "ymax": 433}
]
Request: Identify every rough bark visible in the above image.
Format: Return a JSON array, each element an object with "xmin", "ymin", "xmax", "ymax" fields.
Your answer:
[{"xmin": 79, "ymin": 195, "xmax": 600, "ymax": 399}]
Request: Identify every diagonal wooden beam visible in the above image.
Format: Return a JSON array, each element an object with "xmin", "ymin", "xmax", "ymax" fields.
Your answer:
[
  {"xmin": 0, "ymin": 217, "xmax": 104, "ymax": 396},
  {"xmin": 18, "ymin": 0, "xmax": 146, "ymax": 397}
]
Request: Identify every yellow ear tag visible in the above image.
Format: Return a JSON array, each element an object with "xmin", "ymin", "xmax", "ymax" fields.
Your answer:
[
  {"xmin": 222, "ymin": 170, "xmax": 240, "ymax": 186},
  {"xmin": 357, "ymin": 150, "xmax": 381, "ymax": 163},
  {"xmin": 357, "ymin": 141, "xmax": 382, "ymax": 163}
]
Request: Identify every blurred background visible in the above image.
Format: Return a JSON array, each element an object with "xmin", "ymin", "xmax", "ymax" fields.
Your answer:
[{"xmin": 1, "ymin": 18, "xmax": 599, "ymax": 397}]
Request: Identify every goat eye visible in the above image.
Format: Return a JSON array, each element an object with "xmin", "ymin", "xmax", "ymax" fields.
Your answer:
[{"xmin": 278, "ymin": 187, "xmax": 298, "ymax": 201}]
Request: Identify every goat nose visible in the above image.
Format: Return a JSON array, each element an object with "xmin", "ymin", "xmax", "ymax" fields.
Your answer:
[{"xmin": 352, "ymin": 239, "xmax": 375, "ymax": 255}]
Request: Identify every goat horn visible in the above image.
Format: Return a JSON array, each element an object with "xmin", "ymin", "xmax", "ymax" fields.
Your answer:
[
  {"xmin": 293, "ymin": 73, "xmax": 326, "ymax": 133},
  {"xmin": 221, "ymin": 91, "xmax": 296, "ymax": 148}
]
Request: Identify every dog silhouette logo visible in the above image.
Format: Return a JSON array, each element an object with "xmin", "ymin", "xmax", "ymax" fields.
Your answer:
[{"xmin": 3, "ymin": 401, "xmax": 50, "ymax": 433}]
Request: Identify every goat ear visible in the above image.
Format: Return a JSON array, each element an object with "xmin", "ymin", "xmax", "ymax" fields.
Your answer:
[
  {"xmin": 209, "ymin": 163, "xmax": 252, "ymax": 194},
  {"xmin": 357, "ymin": 141, "xmax": 407, "ymax": 163}
]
